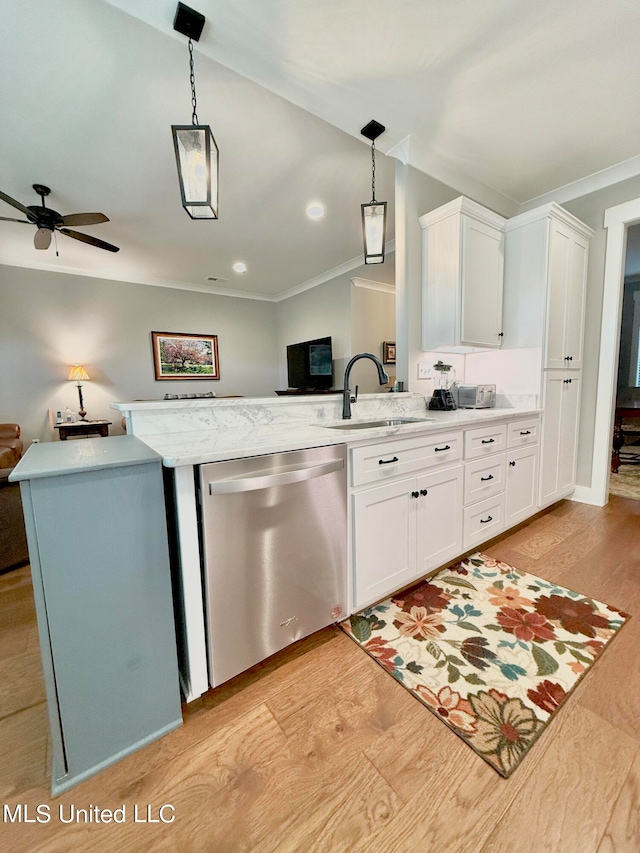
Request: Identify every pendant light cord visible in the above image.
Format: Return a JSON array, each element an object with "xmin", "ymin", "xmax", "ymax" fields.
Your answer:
[
  {"xmin": 370, "ymin": 140, "xmax": 377, "ymax": 203},
  {"xmin": 188, "ymin": 38, "xmax": 199, "ymax": 126}
]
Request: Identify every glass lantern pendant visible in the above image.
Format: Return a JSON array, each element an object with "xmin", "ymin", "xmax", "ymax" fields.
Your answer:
[
  {"xmin": 171, "ymin": 5, "xmax": 219, "ymax": 219},
  {"xmin": 172, "ymin": 123, "xmax": 219, "ymax": 219},
  {"xmin": 361, "ymin": 120, "xmax": 387, "ymax": 264}
]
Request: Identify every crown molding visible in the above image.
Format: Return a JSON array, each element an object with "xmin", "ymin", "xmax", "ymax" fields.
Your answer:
[
  {"xmin": 350, "ymin": 277, "xmax": 395, "ymax": 294},
  {"xmin": 419, "ymin": 195, "xmax": 507, "ymax": 231},
  {"xmin": 519, "ymin": 153, "xmax": 640, "ymax": 212},
  {"xmin": 504, "ymin": 202, "xmax": 594, "ymax": 239}
]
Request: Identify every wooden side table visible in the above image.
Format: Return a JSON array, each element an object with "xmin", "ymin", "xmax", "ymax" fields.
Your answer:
[{"xmin": 55, "ymin": 420, "xmax": 112, "ymax": 441}]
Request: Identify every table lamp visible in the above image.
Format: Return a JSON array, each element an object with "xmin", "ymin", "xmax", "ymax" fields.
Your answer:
[{"xmin": 68, "ymin": 365, "xmax": 90, "ymax": 421}]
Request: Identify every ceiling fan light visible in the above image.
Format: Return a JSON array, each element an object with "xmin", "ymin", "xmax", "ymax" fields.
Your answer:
[
  {"xmin": 362, "ymin": 202, "xmax": 387, "ymax": 264},
  {"xmin": 34, "ymin": 227, "xmax": 52, "ymax": 250},
  {"xmin": 172, "ymin": 124, "xmax": 219, "ymax": 219}
]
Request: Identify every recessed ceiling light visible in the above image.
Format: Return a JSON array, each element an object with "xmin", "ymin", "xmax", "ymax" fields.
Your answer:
[
  {"xmin": 232, "ymin": 261, "xmax": 247, "ymax": 274},
  {"xmin": 306, "ymin": 203, "xmax": 325, "ymax": 220}
]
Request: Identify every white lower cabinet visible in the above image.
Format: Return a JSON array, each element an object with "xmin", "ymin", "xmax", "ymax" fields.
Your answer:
[
  {"xmin": 506, "ymin": 445, "xmax": 539, "ymax": 526},
  {"xmin": 351, "ymin": 416, "xmax": 541, "ymax": 612},
  {"xmin": 352, "ymin": 465, "xmax": 463, "ymax": 609}
]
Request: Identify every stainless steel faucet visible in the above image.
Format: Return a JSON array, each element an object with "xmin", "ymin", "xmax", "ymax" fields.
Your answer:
[{"xmin": 342, "ymin": 353, "xmax": 389, "ymax": 419}]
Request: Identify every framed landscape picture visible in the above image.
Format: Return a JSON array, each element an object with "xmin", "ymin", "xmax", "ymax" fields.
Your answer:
[
  {"xmin": 383, "ymin": 341, "xmax": 396, "ymax": 364},
  {"xmin": 151, "ymin": 331, "xmax": 220, "ymax": 380}
]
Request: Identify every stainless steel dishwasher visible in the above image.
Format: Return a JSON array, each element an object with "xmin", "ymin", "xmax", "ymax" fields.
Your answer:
[{"xmin": 199, "ymin": 444, "xmax": 347, "ymax": 687}]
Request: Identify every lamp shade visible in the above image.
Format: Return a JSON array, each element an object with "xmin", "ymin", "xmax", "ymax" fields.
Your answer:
[
  {"xmin": 172, "ymin": 125, "xmax": 219, "ymax": 219},
  {"xmin": 68, "ymin": 365, "xmax": 90, "ymax": 382},
  {"xmin": 361, "ymin": 201, "xmax": 387, "ymax": 264}
]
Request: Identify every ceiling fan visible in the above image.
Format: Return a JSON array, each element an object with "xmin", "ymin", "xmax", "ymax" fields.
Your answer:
[{"xmin": 0, "ymin": 184, "xmax": 120, "ymax": 253}]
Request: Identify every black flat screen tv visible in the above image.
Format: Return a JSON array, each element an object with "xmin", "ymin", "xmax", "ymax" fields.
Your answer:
[{"xmin": 286, "ymin": 336, "xmax": 333, "ymax": 390}]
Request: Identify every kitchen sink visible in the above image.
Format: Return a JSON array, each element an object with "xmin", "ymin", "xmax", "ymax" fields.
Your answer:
[{"xmin": 323, "ymin": 417, "xmax": 436, "ymax": 430}]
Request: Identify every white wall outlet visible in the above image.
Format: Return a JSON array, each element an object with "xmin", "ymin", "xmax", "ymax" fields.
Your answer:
[{"xmin": 417, "ymin": 363, "xmax": 430, "ymax": 379}]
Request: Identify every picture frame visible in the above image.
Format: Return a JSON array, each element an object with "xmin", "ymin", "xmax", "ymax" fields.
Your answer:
[
  {"xmin": 382, "ymin": 341, "xmax": 396, "ymax": 365},
  {"xmin": 151, "ymin": 331, "xmax": 220, "ymax": 381}
]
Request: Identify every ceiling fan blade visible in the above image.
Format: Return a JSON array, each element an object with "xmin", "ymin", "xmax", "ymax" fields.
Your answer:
[
  {"xmin": 59, "ymin": 228, "xmax": 120, "ymax": 253},
  {"xmin": 59, "ymin": 212, "xmax": 109, "ymax": 227},
  {"xmin": 0, "ymin": 216, "xmax": 31, "ymax": 224},
  {"xmin": 34, "ymin": 228, "xmax": 52, "ymax": 250},
  {"xmin": 0, "ymin": 190, "xmax": 34, "ymax": 218}
]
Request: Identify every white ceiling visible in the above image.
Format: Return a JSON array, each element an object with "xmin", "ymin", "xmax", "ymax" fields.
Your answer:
[{"xmin": 3, "ymin": 0, "xmax": 640, "ymax": 295}]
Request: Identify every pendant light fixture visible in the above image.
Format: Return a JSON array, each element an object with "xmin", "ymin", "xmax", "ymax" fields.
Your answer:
[
  {"xmin": 360, "ymin": 120, "xmax": 387, "ymax": 264},
  {"xmin": 171, "ymin": 3, "xmax": 219, "ymax": 219}
]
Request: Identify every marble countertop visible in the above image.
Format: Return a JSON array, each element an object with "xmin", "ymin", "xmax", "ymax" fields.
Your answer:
[
  {"xmin": 10, "ymin": 436, "xmax": 162, "ymax": 481},
  {"xmin": 138, "ymin": 406, "xmax": 542, "ymax": 467}
]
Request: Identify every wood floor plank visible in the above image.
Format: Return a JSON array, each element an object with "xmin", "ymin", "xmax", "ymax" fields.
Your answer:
[
  {"xmin": 0, "ymin": 642, "xmax": 46, "ymax": 719},
  {"xmin": 2, "ymin": 499, "xmax": 640, "ymax": 852},
  {"xmin": 0, "ymin": 702, "xmax": 49, "ymax": 798},
  {"xmin": 479, "ymin": 705, "xmax": 638, "ymax": 853},
  {"xmin": 597, "ymin": 748, "xmax": 640, "ymax": 852}
]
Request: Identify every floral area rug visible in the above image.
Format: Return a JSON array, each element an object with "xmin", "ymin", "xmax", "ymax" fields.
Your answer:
[{"xmin": 341, "ymin": 553, "xmax": 629, "ymax": 777}]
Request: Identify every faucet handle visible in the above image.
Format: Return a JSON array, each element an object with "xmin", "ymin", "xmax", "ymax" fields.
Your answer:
[{"xmin": 350, "ymin": 385, "xmax": 359, "ymax": 404}]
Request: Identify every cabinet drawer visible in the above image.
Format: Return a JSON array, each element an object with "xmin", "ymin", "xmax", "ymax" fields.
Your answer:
[
  {"xmin": 464, "ymin": 424, "xmax": 507, "ymax": 460},
  {"xmin": 507, "ymin": 418, "xmax": 540, "ymax": 448},
  {"xmin": 464, "ymin": 454, "xmax": 506, "ymax": 506},
  {"xmin": 463, "ymin": 493, "xmax": 505, "ymax": 551},
  {"xmin": 351, "ymin": 431, "xmax": 463, "ymax": 487}
]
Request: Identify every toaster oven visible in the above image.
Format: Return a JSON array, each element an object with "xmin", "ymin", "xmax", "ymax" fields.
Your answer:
[{"xmin": 454, "ymin": 384, "xmax": 496, "ymax": 408}]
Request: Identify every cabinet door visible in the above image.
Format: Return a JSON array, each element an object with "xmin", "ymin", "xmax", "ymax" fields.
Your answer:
[
  {"xmin": 353, "ymin": 477, "xmax": 417, "ymax": 609},
  {"xmin": 460, "ymin": 215, "xmax": 505, "ymax": 347},
  {"xmin": 545, "ymin": 221, "xmax": 589, "ymax": 369},
  {"xmin": 416, "ymin": 465, "xmax": 463, "ymax": 577},
  {"xmin": 539, "ymin": 373, "xmax": 564, "ymax": 506},
  {"xmin": 558, "ymin": 374, "xmax": 582, "ymax": 494},
  {"xmin": 539, "ymin": 372, "xmax": 580, "ymax": 507},
  {"xmin": 506, "ymin": 445, "xmax": 539, "ymax": 526},
  {"xmin": 563, "ymin": 235, "xmax": 589, "ymax": 369}
]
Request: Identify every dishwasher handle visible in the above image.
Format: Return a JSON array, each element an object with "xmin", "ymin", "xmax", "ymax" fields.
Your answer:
[{"xmin": 208, "ymin": 458, "xmax": 344, "ymax": 495}]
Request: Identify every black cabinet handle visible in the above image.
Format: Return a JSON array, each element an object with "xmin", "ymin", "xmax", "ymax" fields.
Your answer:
[
  {"xmin": 480, "ymin": 515, "xmax": 493, "ymax": 524},
  {"xmin": 498, "ymin": 332, "xmax": 504, "ymax": 337},
  {"xmin": 480, "ymin": 474, "xmax": 494, "ymax": 482},
  {"xmin": 434, "ymin": 445, "xmax": 451, "ymax": 452},
  {"xmin": 411, "ymin": 491, "xmax": 420, "ymax": 499},
  {"xmin": 509, "ymin": 460, "xmax": 516, "ymax": 467},
  {"xmin": 481, "ymin": 438, "xmax": 495, "ymax": 444},
  {"xmin": 520, "ymin": 430, "xmax": 531, "ymax": 435},
  {"xmin": 420, "ymin": 489, "xmax": 428, "ymax": 496},
  {"xmin": 564, "ymin": 355, "xmax": 573, "ymax": 361},
  {"xmin": 563, "ymin": 378, "xmax": 573, "ymax": 384},
  {"xmin": 379, "ymin": 456, "xmax": 399, "ymax": 465}
]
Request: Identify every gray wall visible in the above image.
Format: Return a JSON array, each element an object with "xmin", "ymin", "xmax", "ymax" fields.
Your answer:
[
  {"xmin": 0, "ymin": 265, "xmax": 279, "ymax": 443},
  {"xmin": 563, "ymin": 175, "xmax": 640, "ymax": 486},
  {"xmin": 275, "ymin": 256, "xmax": 395, "ymax": 393}
]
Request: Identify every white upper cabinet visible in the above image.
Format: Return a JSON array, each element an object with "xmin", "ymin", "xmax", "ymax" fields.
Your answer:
[
  {"xmin": 420, "ymin": 197, "xmax": 507, "ymax": 351},
  {"xmin": 503, "ymin": 204, "xmax": 593, "ymax": 366}
]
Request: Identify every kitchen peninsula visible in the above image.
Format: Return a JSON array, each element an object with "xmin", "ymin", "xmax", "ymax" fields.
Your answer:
[{"xmin": 111, "ymin": 392, "xmax": 542, "ymax": 700}]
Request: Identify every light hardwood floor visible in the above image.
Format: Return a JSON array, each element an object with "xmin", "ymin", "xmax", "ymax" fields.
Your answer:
[{"xmin": 1, "ymin": 496, "xmax": 639, "ymax": 852}]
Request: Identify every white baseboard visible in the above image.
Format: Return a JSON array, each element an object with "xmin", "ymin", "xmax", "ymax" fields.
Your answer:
[{"xmin": 569, "ymin": 484, "xmax": 607, "ymax": 507}]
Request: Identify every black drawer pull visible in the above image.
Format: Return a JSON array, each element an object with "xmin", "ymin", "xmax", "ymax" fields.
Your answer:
[
  {"xmin": 480, "ymin": 515, "xmax": 493, "ymax": 524},
  {"xmin": 420, "ymin": 489, "xmax": 428, "ymax": 496},
  {"xmin": 481, "ymin": 438, "xmax": 495, "ymax": 444},
  {"xmin": 411, "ymin": 491, "xmax": 420, "ymax": 499},
  {"xmin": 564, "ymin": 355, "xmax": 573, "ymax": 361},
  {"xmin": 563, "ymin": 378, "xmax": 573, "ymax": 384},
  {"xmin": 379, "ymin": 456, "xmax": 399, "ymax": 465},
  {"xmin": 519, "ymin": 430, "xmax": 531, "ymax": 435},
  {"xmin": 509, "ymin": 460, "xmax": 516, "ymax": 467},
  {"xmin": 434, "ymin": 445, "xmax": 451, "ymax": 452},
  {"xmin": 480, "ymin": 474, "xmax": 494, "ymax": 482}
]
